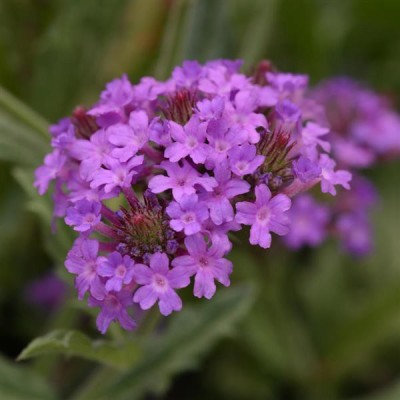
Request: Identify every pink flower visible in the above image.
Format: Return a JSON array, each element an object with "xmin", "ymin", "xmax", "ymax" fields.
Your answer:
[{"xmin": 236, "ymin": 184, "xmax": 291, "ymax": 249}]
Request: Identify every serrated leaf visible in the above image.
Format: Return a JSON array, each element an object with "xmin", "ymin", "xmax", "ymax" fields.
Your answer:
[
  {"xmin": 18, "ymin": 330, "xmax": 141, "ymax": 370},
  {"xmin": 71, "ymin": 284, "xmax": 255, "ymax": 400},
  {"xmin": 0, "ymin": 354, "xmax": 56, "ymax": 400}
]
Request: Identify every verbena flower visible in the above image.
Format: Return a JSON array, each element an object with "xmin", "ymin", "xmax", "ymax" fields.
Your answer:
[
  {"xmin": 236, "ymin": 184, "xmax": 291, "ymax": 249},
  {"xmin": 284, "ymin": 78, "xmax": 400, "ymax": 257},
  {"xmin": 283, "ymin": 194, "xmax": 330, "ymax": 249},
  {"xmin": 35, "ymin": 59, "xmax": 349, "ymax": 333}
]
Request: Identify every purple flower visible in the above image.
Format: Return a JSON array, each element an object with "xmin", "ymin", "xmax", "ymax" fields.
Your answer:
[
  {"xmin": 90, "ymin": 156, "xmax": 144, "ymax": 193},
  {"xmin": 228, "ymin": 144, "xmax": 264, "ymax": 177},
  {"xmin": 284, "ymin": 194, "xmax": 330, "ymax": 249},
  {"xmin": 132, "ymin": 77, "xmax": 167, "ymax": 105},
  {"xmin": 164, "ymin": 116, "xmax": 210, "ymax": 163},
  {"xmin": 267, "ymin": 72, "xmax": 308, "ymax": 100},
  {"xmin": 35, "ymin": 58, "xmax": 366, "ymax": 334},
  {"xmin": 205, "ymin": 118, "xmax": 248, "ymax": 167},
  {"xmin": 331, "ymin": 138, "xmax": 375, "ymax": 168},
  {"xmin": 89, "ymin": 289, "xmax": 136, "ymax": 334},
  {"xmin": 70, "ymin": 129, "xmax": 113, "ymax": 180},
  {"xmin": 172, "ymin": 234, "xmax": 233, "ymax": 299},
  {"xmin": 98, "ymin": 252, "xmax": 136, "ymax": 292},
  {"xmin": 100, "ymin": 74, "xmax": 134, "ymax": 108},
  {"xmin": 25, "ymin": 273, "xmax": 67, "ymax": 311},
  {"xmin": 107, "ymin": 111, "xmax": 150, "ymax": 162},
  {"xmin": 236, "ymin": 184, "xmax": 291, "ymax": 248},
  {"xmin": 65, "ymin": 238, "xmax": 105, "ymax": 300},
  {"xmin": 199, "ymin": 65, "xmax": 249, "ymax": 96},
  {"xmin": 199, "ymin": 163, "xmax": 250, "ymax": 225},
  {"xmin": 65, "ymin": 199, "xmax": 101, "ymax": 232},
  {"xmin": 49, "ymin": 117, "xmax": 71, "ymax": 137},
  {"xmin": 338, "ymin": 175, "xmax": 378, "ymax": 210},
  {"xmin": 34, "ymin": 150, "xmax": 66, "ymax": 195},
  {"xmin": 133, "ymin": 252, "xmax": 190, "ymax": 315},
  {"xmin": 51, "ymin": 125, "xmax": 75, "ymax": 150},
  {"xmin": 301, "ymin": 122, "xmax": 331, "ymax": 155},
  {"xmin": 166, "ymin": 194, "xmax": 209, "ymax": 235},
  {"xmin": 336, "ymin": 212, "xmax": 373, "ymax": 257},
  {"xmin": 319, "ymin": 154, "xmax": 352, "ymax": 195},
  {"xmin": 202, "ymin": 219, "xmax": 241, "ymax": 253},
  {"xmin": 292, "ymin": 155, "xmax": 321, "ymax": 183},
  {"xmin": 274, "ymin": 100, "xmax": 302, "ymax": 136},
  {"xmin": 224, "ymin": 89, "xmax": 267, "ymax": 143},
  {"xmin": 149, "ymin": 118, "xmax": 172, "ymax": 147},
  {"xmin": 313, "ymin": 77, "xmax": 400, "ymax": 159},
  {"xmin": 172, "ymin": 60, "xmax": 203, "ymax": 88},
  {"xmin": 196, "ymin": 96, "xmax": 225, "ymax": 121},
  {"xmin": 148, "ymin": 160, "xmax": 217, "ymax": 201}
]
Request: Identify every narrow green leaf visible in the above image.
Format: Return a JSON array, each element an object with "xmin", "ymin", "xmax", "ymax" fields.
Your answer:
[
  {"xmin": 72, "ymin": 284, "xmax": 255, "ymax": 400},
  {"xmin": 0, "ymin": 86, "xmax": 49, "ymax": 166},
  {"xmin": 0, "ymin": 86, "xmax": 48, "ymax": 138},
  {"xmin": 155, "ymin": 0, "xmax": 234, "ymax": 78},
  {"xmin": 18, "ymin": 330, "xmax": 141, "ymax": 370},
  {"xmin": 29, "ymin": 0, "xmax": 129, "ymax": 120},
  {"xmin": 0, "ymin": 354, "xmax": 56, "ymax": 400},
  {"xmin": 237, "ymin": 0, "xmax": 279, "ymax": 67},
  {"xmin": 154, "ymin": 0, "xmax": 186, "ymax": 79},
  {"xmin": 179, "ymin": 0, "xmax": 234, "ymax": 62},
  {"xmin": 13, "ymin": 168, "xmax": 74, "ymax": 264}
]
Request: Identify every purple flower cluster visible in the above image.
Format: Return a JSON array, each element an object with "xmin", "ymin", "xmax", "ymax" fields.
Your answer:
[
  {"xmin": 285, "ymin": 78, "xmax": 400, "ymax": 256},
  {"xmin": 35, "ymin": 59, "xmax": 349, "ymax": 333}
]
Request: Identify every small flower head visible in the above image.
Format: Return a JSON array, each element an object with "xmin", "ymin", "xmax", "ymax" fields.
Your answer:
[
  {"xmin": 35, "ymin": 59, "xmax": 353, "ymax": 333},
  {"xmin": 236, "ymin": 184, "xmax": 291, "ymax": 249},
  {"xmin": 133, "ymin": 252, "xmax": 190, "ymax": 315}
]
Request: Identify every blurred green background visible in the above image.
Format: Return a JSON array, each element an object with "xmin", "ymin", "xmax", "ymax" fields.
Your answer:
[{"xmin": 0, "ymin": 0, "xmax": 399, "ymax": 399}]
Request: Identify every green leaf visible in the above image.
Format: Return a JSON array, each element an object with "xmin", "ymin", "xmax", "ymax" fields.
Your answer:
[
  {"xmin": 155, "ymin": 0, "xmax": 234, "ymax": 79},
  {"xmin": 154, "ymin": 0, "xmax": 186, "ymax": 79},
  {"xmin": 179, "ymin": 0, "xmax": 234, "ymax": 62},
  {"xmin": 18, "ymin": 330, "xmax": 141, "ymax": 370},
  {"xmin": 0, "ymin": 86, "xmax": 49, "ymax": 166},
  {"xmin": 0, "ymin": 354, "xmax": 56, "ymax": 400},
  {"xmin": 13, "ymin": 167, "xmax": 74, "ymax": 264},
  {"xmin": 29, "ymin": 0, "xmax": 129, "ymax": 120},
  {"xmin": 235, "ymin": 0, "xmax": 280, "ymax": 67},
  {"xmin": 72, "ymin": 284, "xmax": 255, "ymax": 400}
]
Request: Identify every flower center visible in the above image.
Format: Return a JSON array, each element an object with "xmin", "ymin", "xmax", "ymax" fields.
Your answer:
[
  {"xmin": 116, "ymin": 170, "xmax": 125, "ymax": 182},
  {"xmin": 113, "ymin": 191, "xmax": 174, "ymax": 259},
  {"xmin": 236, "ymin": 161, "xmax": 247, "ymax": 172},
  {"xmin": 116, "ymin": 264, "xmax": 127, "ymax": 278},
  {"xmin": 182, "ymin": 212, "xmax": 195, "ymax": 224},
  {"xmin": 199, "ymin": 257, "xmax": 209, "ymax": 267},
  {"xmin": 153, "ymin": 273, "xmax": 167, "ymax": 288},
  {"xmin": 215, "ymin": 140, "xmax": 228, "ymax": 153},
  {"xmin": 186, "ymin": 137, "xmax": 198, "ymax": 149},
  {"xmin": 105, "ymin": 294, "xmax": 120, "ymax": 308},
  {"xmin": 84, "ymin": 213, "xmax": 96, "ymax": 224},
  {"xmin": 256, "ymin": 206, "xmax": 270, "ymax": 224}
]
